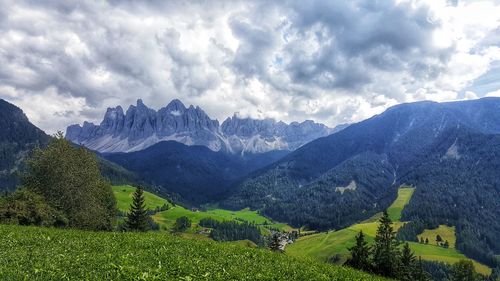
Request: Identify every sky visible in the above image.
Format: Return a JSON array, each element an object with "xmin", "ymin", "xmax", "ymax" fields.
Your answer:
[{"xmin": 0, "ymin": 0, "xmax": 500, "ymax": 133}]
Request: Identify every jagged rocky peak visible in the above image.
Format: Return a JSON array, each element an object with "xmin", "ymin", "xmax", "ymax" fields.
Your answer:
[
  {"xmin": 165, "ymin": 99, "xmax": 186, "ymax": 113},
  {"xmin": 65, "ymin": 99, "xmax": 339, "ymax": 154}
]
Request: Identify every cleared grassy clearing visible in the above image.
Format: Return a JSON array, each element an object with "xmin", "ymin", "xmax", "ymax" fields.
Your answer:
[
  {"xmin": 386, "ymin": 187, "xmax": 414, "ymax": 221},
  {"xmin": 417, "ymin": 225, "xmax": 456, "ymax": 248}
]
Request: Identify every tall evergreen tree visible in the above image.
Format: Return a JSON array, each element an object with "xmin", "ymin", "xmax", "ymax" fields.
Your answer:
[
  {"xmin": 372, "ymin": 211, "xmax": 401, "ymax": 278},
  {"xmin": 413, "ymin": 256, "xmax": 431, "ymax": 281},
  {"xmin": 125, "ymin": 187, "xmax": 149, "ymax": 232},
  {"xmin": 450, "ymin": 260, "xmax": 476, "ymax": 281},
  {"xmin": 399, "ymin": 242, "xmax": 417, "ymax": 281},
  {"xmin": 345, "ymin": 231, "xmax": 372, "ymax": 271}
]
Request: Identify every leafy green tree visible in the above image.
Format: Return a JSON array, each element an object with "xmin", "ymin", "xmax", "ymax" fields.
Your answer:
[
  {"xmin": 345, "ymin": 231, "xmax": 372, "ymax": 271},
  {"xmin": 450, "ymin": 260, "xmax": 476, "ymax": 281},
  {"xmin": 22, "ymin": 133, "xmax": 116, "ymax": 230},
  {"xmin": 125, "ymin": 187, "xmax": 150, "ymax": 232},
  {"xmin": 372, "ymin": 211, "xmax": 401, "ymax": 278},
  {"xmin": 0, "ymin": 188, "xmax": 67, "ymax": 227},
  {"xmin": 174, "ymin": 216, "xmax": 191, "ymax": 232}
]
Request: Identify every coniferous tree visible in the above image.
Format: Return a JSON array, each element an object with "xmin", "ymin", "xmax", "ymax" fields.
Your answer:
[
  {"xmin": 125, "ymin": 187, "xmax": 149, "ymax": 232},
  {"xmin": 345, "ymin": 231, "xmax": 372, "ymax": 271},
  {"xmin": 372, "ymin": 211, "xmax": 401, "ymax": 278},
  {"xmin": 413, "ymin": 256, "xmax": 432, "ymax": 281},
  {"xmin": 399, "ymin": 242, "xmax": 416, "ymax": 281},
  {"xmin": 436, "ymin": 234, "xmax": 443, "ymax": 244},
  {"xmin": 443, "ymin": 240, "xmax": 450, "ymax": 248},
  {"xmin": 450, "ymin": 260, "xmax": 476, "ymax": 281}
]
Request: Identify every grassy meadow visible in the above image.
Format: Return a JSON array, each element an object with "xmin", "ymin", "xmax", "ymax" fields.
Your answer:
[
  {"xmin": 114, "ymin": 185, "xmax": 292, "ymax": 232},
  {"xmin": 0, "ymin": 224, "xmax": 390, "ymax": 281}
]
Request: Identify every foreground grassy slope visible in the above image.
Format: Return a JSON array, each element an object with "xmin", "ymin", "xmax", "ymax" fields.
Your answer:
[
  {"xmin": 287, "ymin": 187, "xmax": 491, "ymax": 275},
  {"xmin": 0, "ymin": 224, "xmax": 390, "ymax": 281}
]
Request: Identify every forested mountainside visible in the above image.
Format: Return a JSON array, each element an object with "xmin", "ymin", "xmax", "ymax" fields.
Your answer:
[
  {"xmin": 224, "ymin": 98, "xmax": 500, "ymax": 268},
  {"xmin": 0, "ymin": 99, "xmax": 49, "ymax": 191},
  {"xmin": 0, "ymin": 99, "xmax": 140, "ymax": 191},
  {"xmin": 103, "ymin": 141, "xmax": 289, "ymax": 203}
]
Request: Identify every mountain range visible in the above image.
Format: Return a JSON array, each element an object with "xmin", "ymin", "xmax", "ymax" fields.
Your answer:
[{"xmin": 66, "ymin": 99, "xmax": 344, "ymax": 154}]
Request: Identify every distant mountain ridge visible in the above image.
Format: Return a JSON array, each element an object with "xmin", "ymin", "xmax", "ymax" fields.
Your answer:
[
  {"xmin": 103, "ymin": 141, "xmax": 289, "ymax": 204},
  {"xmin": 66, "ymin": 99, "xmax": 344, "ymax": 154}
]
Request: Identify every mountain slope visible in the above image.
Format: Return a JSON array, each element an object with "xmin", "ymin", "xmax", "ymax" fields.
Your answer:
[
  {"xmin": 224, "ymin": 98, "xmax": 500, "ymax": 267},
  {"xmin": 66, "ymin": 99, "xmax": 337, "ymax": 154},
  {"xmin": 0, "ymin": 99, "xmax": 49, "ymax": 191},
  {"xmin": 103, "ymin": 141, "xmax": 289, "ymax": 204},
  {"xmin": 0, "ymin": 99, "xmax": 141, "ymax": 191}
]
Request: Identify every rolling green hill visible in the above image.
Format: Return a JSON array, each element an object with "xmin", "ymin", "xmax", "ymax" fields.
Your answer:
[
  {"xmin": 113, "ymin": 185, "xmax": 170, "ymax": 212},
  {"xmin": 0, "ymin": 224, "xmax": 390, "ymax": 281},
  {"xmin": 114, "ymin": 185, "xmax": 292, "ymax": 232},
  {"xmin": 286, "ymin": 187, "xmax": 491, "ymax": 275}
]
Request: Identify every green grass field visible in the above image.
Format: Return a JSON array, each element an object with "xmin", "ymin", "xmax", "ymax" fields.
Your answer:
[
  {"xmin": 0, "ymin": 224, "xmax": 390, "ymax": 281},
  {"xmin": 287, "ymin": 186, "xmax": 491, "ymax": 275},
  {"xmin": 387, "ymin": 187, "xmax": 414, "ymax": 221},
  {"xmin": 114, "ymin": 185, "xmax": 292, "ymax": 232},
  {"xmin": 153, "ymin": 205, "xmax": 291, "ymax": 232},
  {"xmin": 112, "ymin": 185, "xmax": 169, "ymax": 212}
]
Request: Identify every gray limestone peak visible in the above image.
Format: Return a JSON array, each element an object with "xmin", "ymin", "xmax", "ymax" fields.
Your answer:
[{"xmin": 66, "ymin": 99, "xmax": 342, "ymax": 154}]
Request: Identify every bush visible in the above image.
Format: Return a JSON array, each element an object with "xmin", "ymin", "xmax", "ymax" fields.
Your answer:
[
  {"xmin": 174, "ymin": 216, "xmax": 191, "ymax": 232},
  {"xmin": 0, "ymin": 188, "xmax": 67, "ymax": 227}
]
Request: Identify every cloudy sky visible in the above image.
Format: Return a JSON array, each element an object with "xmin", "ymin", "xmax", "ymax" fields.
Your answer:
[{"xmin": 1, "ymin": 0, "xmax": 500, "ymax": 133}]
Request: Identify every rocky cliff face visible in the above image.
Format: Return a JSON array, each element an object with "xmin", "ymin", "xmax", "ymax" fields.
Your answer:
[
  {"xmin": 66, "ymin": 99, "xmax": 342, "ymax": 154},
  {"xmin": 220, "ymin": 115, "xmax": 344, "ymax": 154}
]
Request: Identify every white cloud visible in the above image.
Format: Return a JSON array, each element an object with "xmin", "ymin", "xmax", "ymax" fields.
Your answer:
[{"xmin": 0, "ymin": 0, "xmax": 499, "ymax": 133}]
